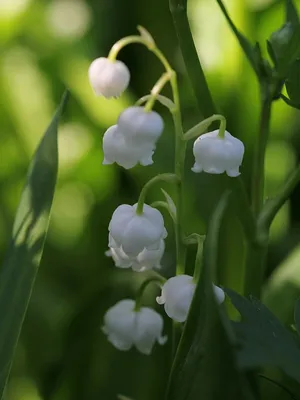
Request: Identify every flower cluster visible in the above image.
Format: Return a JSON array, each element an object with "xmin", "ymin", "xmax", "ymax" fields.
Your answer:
[
  {"xmin": 89, "ymin": 33, "xmax": 238, "ymax": 356},
  {"xmin": 88, "ymin": 56, "xmax": 244, "ymax": 175}
]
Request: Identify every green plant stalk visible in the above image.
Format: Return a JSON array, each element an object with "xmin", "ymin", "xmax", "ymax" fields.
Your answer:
[
  {"xmin": 258, "ymin": 163, "xmax": 300, "ymax": 233},
  {"xmin": 183, "ymin": 114, "xmax": 226, "ymax": 141},
  {"xmin": 136, "ymin": 173, "xmax": 178, "ymax": 215},
  {"xmin": 245, "ymin": 88, "xmax": 272, "ymax": 297},
  {"xmin": 245, "ymin": 163, "xmax": 300, "ymax": 297},
  {"xmin": 144, "ymin": 71, "xmax": 173, "ymax": 112},
  {"xmin": 151, "ymin": 44, "xmax": 187, "ymax": 276},
  {"xmin": 244, "ymin": 241, "xmax": 267, "ymax": 298},
  {"xmin": 134, "ymin": 276, "xmax": 165, "ymax": 311},
  {"xmin": 169, "ymin": 0, "xmax": 216, "ymax": 117},
  {"xmin": 171, "ymin": 74, "xmax": 187, "ymax": 275},
  {"xmin": 192, "ymin": 235, "xmax": 204, "ymax": 282},
  {"xmin": 251, "ymin": 90, "xmax": 272, "ymax": 217}
]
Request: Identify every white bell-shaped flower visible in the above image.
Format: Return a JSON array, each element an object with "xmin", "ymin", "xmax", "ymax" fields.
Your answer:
[
  {"xmin": 109, "ymin": 204, "xmax": 167, "ymax": 257},
  {"xmin": 118, "ymin": 106, "xmax": 164, "ymax": 145},
  {"xmin": 102, "ymin": 299, "xmax": 167, "ymax": 355},
  {"xmin": 192, "ymin": 130, "xmax": 244, "ymax": 177},
  {"xmin": 156, "ymin": 275, "xmax": 225, "ymax": 322},
  {"xmin": 88, "ymin": 57, "xmax": 130, "ymax": 98},
  {"xmin": 102, "ymin": 125, "xmax": 155, "ymax": 169}
]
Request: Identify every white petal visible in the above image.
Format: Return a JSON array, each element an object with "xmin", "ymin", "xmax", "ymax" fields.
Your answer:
[
  {"xmin": 118, "ymin": 106, "xmax": 164, "ymax": 145},
  {"xmin": 134, "ymin": 307, "xmax": 167, "ymax": 354},
  {"xmin": 102, "ymin": 300, "xmax": 136, "ymax": 351},
  {"xmin": 157, "ymin": 275, "xmax": 195, "ymax": 322},
  {"xmin": 134, "ymin": 240, "xmax": 165, "ymax": 270},
  {"xmin": 88, "ymin": 57, "xmax": 130, "ymax": 98}
]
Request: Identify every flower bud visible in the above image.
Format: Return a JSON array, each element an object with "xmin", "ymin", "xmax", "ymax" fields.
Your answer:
[
  {"xmin": 88, "ymin": 57, "xmax": 130, "ymax": 98},
  {"xmin": 192, "ymin": 130, "xmax": 244, "ymax": 177},
  {"xmin": 156, "ymin": 275, "xmax": 225, "ymax": 322},
  {"xmin": 109, "ymin": 204, "xmax": 167, "ymax": 257},
  {"xmin": 102, "ymin": 299, "xmax": 167, "ymax": 355},
  {"xmin": 118, "ymin": 106, "xmax": 164, "ymax": 145},
  {"xmin": 102, "ymin": 125, "xmax": 155, "ymax": 169}
]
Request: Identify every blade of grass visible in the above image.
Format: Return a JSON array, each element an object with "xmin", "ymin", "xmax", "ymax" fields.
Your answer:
[
  {"xmin": 0, "ymin": 91, "xmax": 69, "ymax": 398},
  {"xmin": 169, "ymin": 0, "xmax": 216, "ymax": 117}
]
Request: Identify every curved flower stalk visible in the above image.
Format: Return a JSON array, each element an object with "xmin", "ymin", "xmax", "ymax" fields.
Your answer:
[
  {"xmin": 156, "ymin": 275, "xmax": 225, "ymax": 322},
  {"xmin": 102, "ymin": 299, "xmax": 167, "ymax": 355}
]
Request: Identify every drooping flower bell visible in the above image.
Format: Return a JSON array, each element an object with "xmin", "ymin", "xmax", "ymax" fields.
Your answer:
[
  {"xmin": 117, "ymin": 106, "xmax": 164, "ymax": 145},
  {"xmin": 102, "ymin": 125, "xmax": 155, "ymax": 169},
  {"xmin": 156, "ymin": 275, "xmax": 225, "ymax": 322},
  {"xmin": 106, "ymin": 238, "xmax": 165, "ymax": 272},
  {"xmin": 88, "ymin": 57, "xmax": 130, "ymax": 98},
  {"xmin": 192, "ymin": 130, "xmax": 244, "ymax": 177},
  {"xmin": 108, "ymin": 203, "xmax": 167, "ymax": 257},
  {"xmin": 102, "ymin": 299, "xmax": 167, "ymax": 355}
]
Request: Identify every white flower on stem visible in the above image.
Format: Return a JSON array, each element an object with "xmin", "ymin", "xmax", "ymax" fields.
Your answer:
[
  {"xmin": 106, "ymin": 238, "xmax": 165, "ymax": 271},
  {"xmin": 192, "ymin": 130, "xmax": 245, "ymax": 177},
  {"xmin": 156, "ymin": 275, "xmax": 225, "ymax": 322},
  {"xmin": 109, "ymin": 203, "xmax": 167, "ymax": 257},
  {"xmin": 102, "ymin": 125, "xmax": 155, "ymax": 169},
  {"xmin": 88, "ymin": 57, "xmax": 130, "ymax": 98},
  {"xmin": 102, "ymin": 299, "xmax": 167, "ymax": 355},
  {"xmin": 118, "ymin": 106, "xmax": 164, "ymax": 145}
]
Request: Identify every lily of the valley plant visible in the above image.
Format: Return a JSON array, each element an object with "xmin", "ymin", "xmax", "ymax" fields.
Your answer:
[
  {"xmin": 86, "ymin": 0, "xmax": 300, "ymax": 396},
  {"xmin": 88, "ymin": 27, "xmax": 235, "ymax": 355}
]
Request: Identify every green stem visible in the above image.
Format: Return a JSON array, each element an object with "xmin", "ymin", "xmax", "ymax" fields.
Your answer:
[
  {"xmin": 136, "ymin": 94, "xmax": 175, "ymax": 113},
  {"xmin": 192, "ymin": 235, "xmax": 205, "ymax": 282},
  {"xmin": 144, "ymin": 71, "xmax": 173, "ymax": 112},
  {"xmin": 251, "ymin": 90, "xmax": 272, "ymax": 216},
  {"xmin": 258, "ymin": 163, "xmax": 300, "ymax": 236},
  {"xmin": 171, "ymin": 73, "xmax": 187, "ymax": 275},
  {"xmin": 134, "ymin": 276, "xmax": 166, "ymax": 311},
  {"xmin": 245, "ymin": 88, "xmax": 272, "ymax": 298},
  {"xmin": 244, "ymin": 242, "xmax": 268, "ymax": 298},
  {"xmin": 183, "ymin": 114, "xmax": 226, "ymax": 141},
  {"xmin": 169, "ymin": 0, "xmax": 216, "ymax": 117},
  {"xmin": 136, "ymin": 173, "xmax": 178, "ymax": 215}
]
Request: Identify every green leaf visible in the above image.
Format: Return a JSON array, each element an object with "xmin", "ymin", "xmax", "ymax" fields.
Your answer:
[
  {"xmin": 269, "ymin": 22, "xmax": 300, "ymax": 76},
  {"xmin": 166, "ymin": 192, "xmax": 255, "ymax": 400},
  {"xmin": 294, "ymin": 299, "xmax": 300, "ymax": 337},
  {"xmin": 281, "ymin": 93, "xmax": 300, "ymax": 109},
  {"xmin": 226, "ymin": 288, "xmax": 300, "ymax": 384},
  {"xmin": 286, "ymin": 0, "xmax": 299, "ymax": 27},
  {"xmin": 285, "ymin": 59, "xmax": 300, "ymax": 105},
  {"xmin": 161, "ymin": 188, "xmax": 177, "ymax": 222},
  {"xmin": 267, "ymin": 40, "xmax": 278, "ymax": 66},
  {"xmin": 216, "ymin": 0, "xmax": 263, "ymax": 78},
  {"xmin": 0, "ymin": 91, "xmax": 69, "ymax": 397}
]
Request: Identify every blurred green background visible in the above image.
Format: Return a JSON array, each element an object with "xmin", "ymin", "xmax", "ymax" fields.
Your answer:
[{"xmin": 2, "ymin": 0, "xmax": 300, "ymax": 399}]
